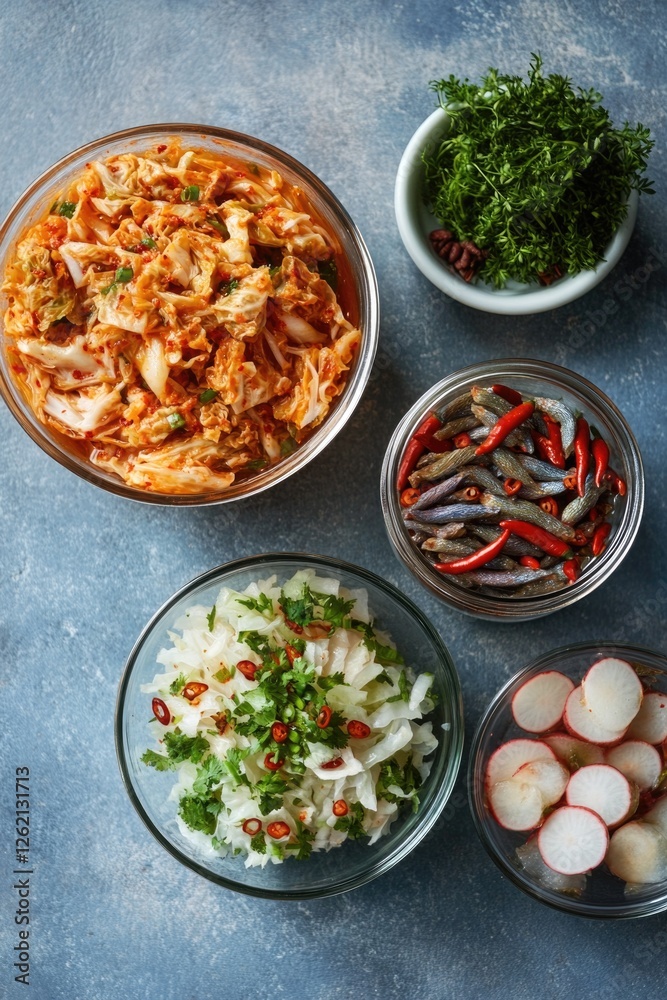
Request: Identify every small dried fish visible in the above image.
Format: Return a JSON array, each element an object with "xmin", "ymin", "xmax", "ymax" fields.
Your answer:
[
  {"xmin": 516, "ymin": 454, "xmax": 573, "ymax": 481},
  {"xmin": 518, "ymin": 480, "xmax": 569, "ymax": 500},
  {"xmin": 480, "ymin": 492, "xmax": 576, "ymax": 541},
  {"xmin": 532, "ymin": 396, "xmax": 577, "ymax": 456},
  {"xmin": 411, "ymin": 471, "xmax": 468, "ymax": 510},
  {"xmin": 561, "ymin": 475, "xmax": 605, "ymax": 524},
  {"xmin": 492, "ymin": 447, "xmax": 536, "ymax": 485},
  {"xmin": 471, "ymin": 404, "xmax": 533, "ymax": 454},
  {"xmin": 407, "ymin": 503, "xmax": 499, "ymax": 524},
  {"xmin": 435, "ymin": 391, "xmax": 473, "ymax": 423},
  {"xmin": 409, "ymin": 445, "xmax": 477, "ymax": 486},
  {"xmin": 455, "ymin": 568, "xmax": 555, "ymax": 588},
  {"xmin": 468, "ymin": 523, "xmax": 543, "ymax": 558},
  {"xmin": 434, "ymin": 415, "xmax": 479, "ymax": 440}
]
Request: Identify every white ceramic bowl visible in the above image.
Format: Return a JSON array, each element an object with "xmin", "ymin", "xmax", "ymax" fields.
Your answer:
[{"xmin": 395, "ymin": 108, "xmax": 639, "ymax": 315}]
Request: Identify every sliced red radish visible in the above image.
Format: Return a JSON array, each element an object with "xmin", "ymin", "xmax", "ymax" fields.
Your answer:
[
  {"xmin": 581, "ymin": 657, "xmax": 643, "ymax": 732},
  {"xmin": 606, "ymin": 821, "xmax": 667, "ymax": 884},
  {"xmin": 626, "ymin": 691, "xmax": 667, "ymax": 745},
  {"xmin": 544, "ymin": 733, "xmax": 605, "ymax": 770},
  {"xmin": 516, "ymin": 838, "xmax": 586, "ymax": 894},
  {"xmin": 485, "ymin": 738, "xmax": 555, "ymax": 788},
  {"xmin": 563, "ymin": 686, "xmax": 627, "ymax": 745},
  {"xmin": 538, "ymin": 805, "xmax": 608, "ymax": 875},
  {"xmin": 511, "ymin": 671, "xmax": 575, "ymax": 734},
  {"xmin": 488, "ymin": 778, "xmax": 545, "ymax": 831},
  {"xmin": 644, "ymin": 795, "xmax": 667, "ymax": 836},
  {"xmin": 565, "ymin": 764, "xmax": 638, "ymax": 827},
  {"xmin": 606, "ymin": 741, "xmax": 662, "ymax": 793},
  {"xmin": 513, "ymin": 758, "xmax": 569, "ymax": 807}
]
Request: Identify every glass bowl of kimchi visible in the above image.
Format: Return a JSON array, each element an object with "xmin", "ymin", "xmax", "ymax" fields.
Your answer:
[
  {"xmin": 115, "ymin": 553, "xmax": 464, "ymax": 898},
  {"xmin": 0, "ymin": 125, "xmax": 378, "ymax": 504}
]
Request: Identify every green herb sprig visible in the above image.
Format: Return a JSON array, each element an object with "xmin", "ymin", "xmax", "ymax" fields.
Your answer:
[{"xmin": 422, "ymin": 54, "xmax": 654, "ymax": 287}]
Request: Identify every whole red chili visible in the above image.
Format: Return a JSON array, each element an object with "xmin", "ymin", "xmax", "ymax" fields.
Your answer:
[
  {"xmin": 264, "ymin": 753, "xmax": 284, "ymax": 771},
  {"xmin": 414, "ymin": 416, "xmax": 451, "ymax": 454},
  {"xmin": 574, "ymin": 417, "xmax": 590, "ymax": 497},
  {"xmin": 271, "ymin": 722, "xmax": 289, "ymax": 743},
  {"xmin": 542, "ymin": 414, "xmax": 566, "ymax": 469},
  {"xmin": 397, "ymin": 438, "xmax": 426, "ymax": 491},
  {"xmin": 152, "ymin": 697, "xmax": 170, "ymax": 726},
  {"xmin": 333, "ymin": 799, "xmax": 349, "ymax": 817},
  {"xmin": 532, "ymin": 430, "xmax": 561, "ymax": 467},
  {"xmin": 236, "ymin": 659, "xmax": 259, "ymax": 681},
  {"xmin": 562, "ymin": 558, "xmax": 581, "ymax": 583},
  {"xmin": 347, "ymin": 720, "xmax": 372, "ymax": 739},
  {"xmin": 592, "ymin": 522, "xmax": 612, "ymax": 556},
  {"xmin": 519, "ymin": 556, "xmax": 541, "ymax": 570},
  {"xmin": 591, "ymin": 437, "xmax": 610, "ymax": 487},
  {"xmin": 475, "ymin": 401, "xmax": 535, "ymax": 456},
  {"xmin": 502, "ymin": 478, "xmax": 523, "ymax": 496},
  {"xmin": 242, "ymin": 818, "xmax": 262, "ymax": 836},
  {"xmin": 539, "ymin": 497, "xmax": 559, "ymax": 518},
  {"xmin": 321, "ymin": 756, "xmax": 345, "ymax": 770},
  {"xmin": 453, "ymin": 432, "xmax": 473, "ymax": 449},
  {"xmin": 434, "ymin": 528, "xmax": 511, "ymax": 575},
  {"xmin": 182, "ymin": 681, "xmax": 208, "ymax": 702},
  {"xmin": 316, "ymin": 705, "xmax": 333, "ymax": 729},
  {"xmin": 588, "ymin": 505, "xmax": 601, "ymax": 522},
  {"xmin": 267, "ymin": 821, "xmax": 291, "ymax": 840},
  {"xmin": 491, "ymin": 383, "xmax": 523, "ymax": 407},
  {"xmin": 605, "ymin": 467, "xmax": 627, "ymax": 496},
  {"xmin": 400, "ymin": 487, "xmax": 422, "ymax": 508},
  {"xmin": 499, "ymin": 519, "xmax": 573, "ymax": 559}
]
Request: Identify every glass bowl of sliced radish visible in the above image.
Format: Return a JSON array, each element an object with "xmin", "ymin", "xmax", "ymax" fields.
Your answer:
[{"xmin": 469, "ymin": 642, "xmax": 667, "ymax": 917}]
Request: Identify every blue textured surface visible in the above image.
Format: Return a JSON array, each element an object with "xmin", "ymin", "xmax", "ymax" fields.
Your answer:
[{"xmin": 1, "ymin": 1, "xmax": 667, "ymax": 997}]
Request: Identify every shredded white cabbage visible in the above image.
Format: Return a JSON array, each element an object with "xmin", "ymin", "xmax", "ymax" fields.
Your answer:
[{"xmin": 141, "ymin": 570, "xmax": 437, "ymax": 866}]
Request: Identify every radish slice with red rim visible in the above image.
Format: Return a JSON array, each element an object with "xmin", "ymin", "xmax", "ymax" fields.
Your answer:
[
  {"xmin": 538, "ymin": 805, "xmax": 609, "ymax": 875},
  {"xmin": 488, "ymin": 778, "xmax": 544, "ymax": 831},
  {"xmin": 606, "ymin": 821, "xmax": 667, "ymax": 884},
  {"xmin": 511, "ymin": 671, "xmax": 575, "ymax": 734},
  {"xmin": 606, "ymin": 741, "xmax": 662, "ymax": 793},
  {"xmin": 485, "ymin": 738, "xmax": 555, "ymax": 788},
  {"xmin": 565, "ymin": 763, "xmax": 638, "ymax": 827},
  {"xmin": 563, "ymin": 686, "xmax": 627, "ymax": 745},
  {"xmin": 581, "ymin": 657, "xmax": 643, "ymax": 732},
  {"xmin": 626, "ymin": 691, "xmax": 667, "ymax": 745},
  {"xmin": 513, "ymin": 758, "xmax": 569, "ymax": 807},
  {"xmin": 543, "ymin": 733, "xmax": 605, "ymax": 770}
]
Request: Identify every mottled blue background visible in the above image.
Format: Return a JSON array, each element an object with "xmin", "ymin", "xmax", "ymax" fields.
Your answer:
[{"xmin": 1, "ymin": 1, "xmax": 666, "ymax": 998}]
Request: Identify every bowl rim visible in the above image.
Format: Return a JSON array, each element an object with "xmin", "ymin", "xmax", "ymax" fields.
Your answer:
[
  {"xmin": 395, "ymin": 107, "xmax": 639, "ymax": 315},
  {"xmin": 0, "ymin": 123, "xmax": 379, "ymax": 506},
  {"xmin": 114, "ymin": 551, "xmax": 464, "ymax": 899},
  {"xmin": 380, "ymin": 358, "xmax": 645, "ymax": 621},
  {"xmin": 467, "ymin": 640, "xmax": 667, "ymax": 918}
]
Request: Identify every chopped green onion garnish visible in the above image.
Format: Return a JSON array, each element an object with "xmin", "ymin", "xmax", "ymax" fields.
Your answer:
[
  {"xmin": 247, "ymin": 458, "xmax": 268, "ymax": 470},
  {"xmin": 219, "ymin": 278, "xmax": 239, "ymax": 296},
  {"xmin": 58, "ymin": 202, "xmax": 76, "ymax": 219},
  {"xmin": 317, "ymin": 259, "xmax": 338, "ymax": 291},
  {"xmin": 280, "ymin": 437, "xmax": 297, "ymax": 456},
  {"xmin": 140, "ymin": 236, "xmax": 157, "ymax": 249},
  {"xmin": 199, "ymin": 388, "xmax": 218, "ymax": 405},
  {"xmin": 167, "ymin": 412, "xmax": 186, "ymax": 430},
  {"xmin": 206, "ymin": 215, "xmax": 229, "ymax": 237},
  {"xmin": 115, "ymin": 266, "xmax": 133, "ymax": 284},
  {"xmin": 181, "ymin": 185, "xmax": 200, "ymax": 202}
]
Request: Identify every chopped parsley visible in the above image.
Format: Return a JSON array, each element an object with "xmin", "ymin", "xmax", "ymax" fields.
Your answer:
[
  {"xmin": 101, "ymin": 265, "xmax": 134, "ymax": 295},
  {"xmin": 57, "ymin": 201, "xmax": 76, "ymax": 219},
  {"xmin": 141, "ymin": 731, "xmax": 209, "ymax": 770},
  {"xmin": 169, "ymin": 673, "xmax": 188, "ymax": 695},
  {"xmin": 179, "ymin": 793, "xmax": 221, "ymax": 835},
  {"xmin": 377, "ymin": 758, "xmax": 422, "ymax": 813},
  {"xmin": 219, "ymin": 278, "xmax": 239, "ymax": 296},
  {"xmin": 334, "ymin": 802, "xmax": 366, "ymax": 839},
  {"xmin": 285, "ymin": 821, "xmax": 316, "ymax": 860},
  {"xmin": 387, "ymin": 670, "xmax": 412, "ymax": 703},
  {"xmin": 237, "ymin": 592, "xmax": 274, "ymax": 616},
  {"xmin": 250, "ymin": 831, "xmax": 267, "ymax": 854}
]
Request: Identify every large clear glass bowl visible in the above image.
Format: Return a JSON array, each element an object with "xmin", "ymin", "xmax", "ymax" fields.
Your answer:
[
  {"xmin": 115, "ymin": 553, "xmax": 464, "ymax": 899},
  {"xmin": 0, "ymin": 124, "xmax": 379, "ymax": 505},
  {"xmin": 469, "ymin": 642, "xmax": 667, "ymax": 918},
  {"xmin": 380, "ymin": 359, "xmax": 644, "ymax": 621}
]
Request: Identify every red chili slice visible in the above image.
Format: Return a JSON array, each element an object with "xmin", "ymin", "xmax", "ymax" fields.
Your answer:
[
  {"xmin": 347, "ymin": 720, "xmax": 371, "ymax": 739},
  {"xmin": 538, "ymin": 497, "xmax": 559, "ymax": 518},
  {"xmin": 400, "ymin": 487, "xmax": 422, "ymax": 508},
  {"xmin": 284, "ymin": 617, "xmax": 304, "ymax": 635},
  {"xmin": 267, "ymin": 821, "xmax": 291, "ymax": 840},
  {"xmin": 562, "ymin": 558, "xmax": 581, "ymax": 583},
  {"xmin": 264, "ymin": 753, "xmax": 284, "ymax": 771},
  {"xmin": 519, "ymin": 555, "xmax": 541, "ymax": 570},
  {"xmin": 152, "ymin": 697, "xmax": 170, "ymax": 726},
  {"xmin": 453, "ymin": 432, "xmax": 473, "ymax": 449},
  {"xmin": 503, "ymin": 478, "xmax": 522, "ymax": 496},
  {"xmin": 285, "ymin": 644, "xmax": 301, "ymax": 666},
  {"xmin": 242, "ymin": 818, "xmax": 262, "ymax": 836},
  {"xmin": 333, "ymin": 799, "xmax": 349, "ymax": 817},
  {"xmin": 592, "ymin": 522, "xmax": 612, "ymax": 557},
  {"xmin": 316, "ymin": 705, "xmax": 333, "ymax": 729},
  {"xmin": 182, "ymin": 681, "xmax": 208, "ymax": 702},
  {"xmin": 321, "ymin": 756, "xmax": 345, "ymax": 770},
  {"xmin": 236, "ymin": 659, "xmax": 258, "ymax": 680},
  {"xmin": 271, "ymin": 722, "xmax": 289, "ymax": 743}
]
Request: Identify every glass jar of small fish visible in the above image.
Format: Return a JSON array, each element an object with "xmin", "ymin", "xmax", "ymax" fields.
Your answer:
[{"xmin": 380, "ymin": 360, "xmax": 644, "ymax": 621}]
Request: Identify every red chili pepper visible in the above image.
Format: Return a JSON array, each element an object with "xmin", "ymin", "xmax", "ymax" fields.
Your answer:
[
  {"xmin": 502, "ymin": 478, "xmax": 523, "ymax": 496},
  {"xmin": 413, "ymin": 414, "xmax": 441, "ymax": 441},
  {"xmin": 491, "ymin": 383, "xmax": 523, "ymax": 407},
  {"xmin": 264, "ymin": 753, "xmax": 284, "ymax": 771},
  {"xmin": 563, "ymin": 473, "xmax": 578, "ymax": 491},
  {"xmin": 333, "ymin": 799, "xmax": 349, "ymax": 817},
  {"xmin": 499, "ymin": 519, "xmax": 573, "ymax": 559},
  {"xmin": 588, "ymin": 506, "xmax": 601, "ymax": 522},
  {"xmin": 591, "ymin": 437, "xmax": 610, "ymax": 487},
  {"xmin": 462, "ymin": 486, "xmax": 481, "ymax": 501},
  {"xmin": 267, "ymin": 821, "xmax": 291, "ymax": 840},
  {"xmin": 242, "ymin": 818, "xmax": 262, "ymax": 836},
  {"xmin": 152, "ymin": 697, "xmax": 170, "ymax": 726},
  {"xmin": 605, "ymin": 467, "xmax": 627, "ymax": 496},
  {"xmin": 574, "ymin": 417, "xmax": 590, "ymax": 497},
  {"xmin": 475, "ymin": 401, "xmax": 535, "ymax": 456},
  {"xmin": 400, "ymin": 487, "xmax": 421, "ymax": 507},
  {"xmin": 434, "ymin": 528, "xmax": 511, "ymax": 575},
  {"xmin": 453, "ymin": 432, "xmax": 473, "ymax": 449},
  {"xmin": 543, "ymin": 413, "xmax": 566, "ymax": 469},
  {"xmin": 397, "ymin": 438, "xmax": 425, "ymax": 491},
  {"xmin": 592, "ymin": 522, "xmax": 612, "ymax": 556},
  {"xmin": 284, "ymin": 617, "xmax": 304, "ymax": 635},
  {"xmin": 414, "ymin": 427, "xmax": 452, "ymax": 454},
  {"xmin": 271, "ymin": 722, "xmax": 289, "ymax": 743},
  {"xmin": 562, "ymin": 558, "xmax": 581, "ymax": 583},
  {"xmin": 285, "ymin": 644, "xmax": 301, "ymax": 666},
  {"xmin": 570, "ymin": 529, "xmax": 588, "ymax": 548},
  {"xmin": 316, "ymin": 705, "xmax": 333, "ymax": 729},
  {"xmin": 321, "ymin": 756, "xmax": 345, "ymax": 770},
  {"xmin": 519, "ymin": 556, "xmax": 541, "ymax": 570},
  {"xmin": 347, "ymin": 720, "xmax": 371, "ymax": 739},
  {"xmin": 531, "ymin": 430, "xmax": 560, "ymax": 467},
  {"xmin": 539, "ymin": 497, "xmax": 559, "ymax": 518},
  {"xmin": 236, "ymin": 659, "xmax": 259, "ymax": 681},
  {"xmin": 182, "ymin": 681, "xmax": 208, "ymax": 702}
]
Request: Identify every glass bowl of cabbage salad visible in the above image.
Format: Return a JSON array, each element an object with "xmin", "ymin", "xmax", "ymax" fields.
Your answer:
[{"xmin": 116, "ymin": 554, "xmax": 463, "ymax": 898}]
